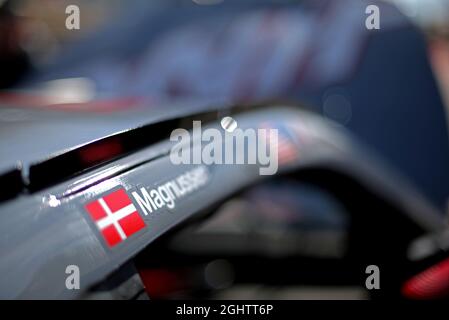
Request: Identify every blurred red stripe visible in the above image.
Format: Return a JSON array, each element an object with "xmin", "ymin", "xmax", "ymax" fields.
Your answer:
[{"xmin": 402, "ymin": 257, "xmax": 449, "ymax": 299}]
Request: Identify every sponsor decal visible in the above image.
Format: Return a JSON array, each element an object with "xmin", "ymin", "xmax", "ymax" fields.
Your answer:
[
  {"xmin": 85, "ymin": 188, "xmax": 146, "ymax": 247},
  {"xmin": 85, "ymin": 166, "xmax": 210, "ymax": 247},
  {"xmin": 131, "ymin": 166, "xmax": 209, "ymax": 215},
  {"xmin": 260, "ymin": 122, "xmax": 299, "ymax": 166}
]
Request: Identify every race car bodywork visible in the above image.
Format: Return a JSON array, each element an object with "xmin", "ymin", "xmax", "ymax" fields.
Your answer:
[
  {"xmin": 0, "ymin": 0, "xmax": 448, "ymax": 300},
  {"xmin": 0, "ymin": 103, "xmax": 444, "ymax": 298}
]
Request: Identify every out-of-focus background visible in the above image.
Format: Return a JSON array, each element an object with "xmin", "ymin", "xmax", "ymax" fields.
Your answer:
[
  {"xmin": 2, "ymin": 0, "xmax": 449, "ymax": 105},
  {"xmin": 1, "ymin": 0, "xmax": 448, "ymax": 104},
  {"xmin": 2, "ymin": 0, "xmax": 449, "ymax": 101}
]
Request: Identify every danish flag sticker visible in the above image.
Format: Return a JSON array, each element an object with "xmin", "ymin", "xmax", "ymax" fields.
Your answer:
[{"xmin": 85, "ymin": 188, "xmax": 146, "ymax": 247}]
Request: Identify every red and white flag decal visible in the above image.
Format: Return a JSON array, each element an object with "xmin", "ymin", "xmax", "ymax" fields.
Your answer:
[{"xmin": 85, "ymin": 188, "xmax": 146, "ymax": 247}]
